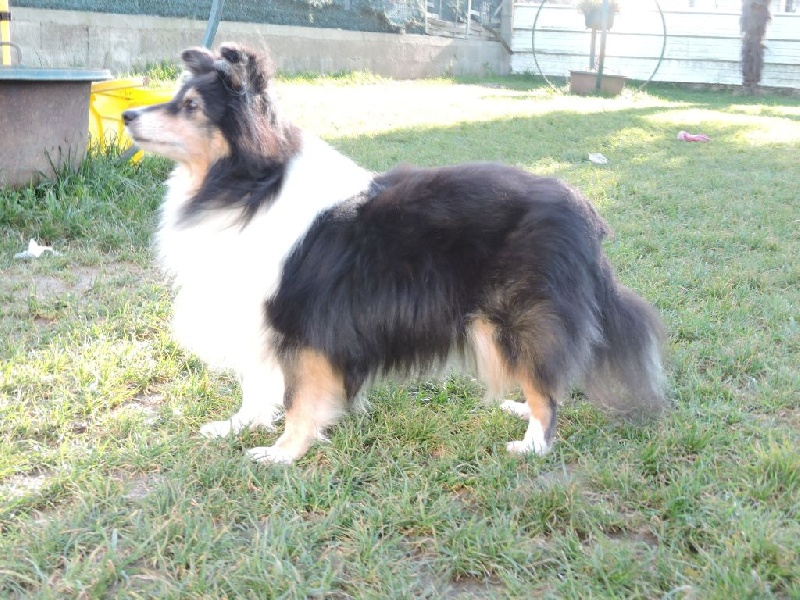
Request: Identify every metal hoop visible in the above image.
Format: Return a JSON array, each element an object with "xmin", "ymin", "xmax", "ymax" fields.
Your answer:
[{"xmin": 530, "ymin": 0, "xmax": 667, "ymax": 92}]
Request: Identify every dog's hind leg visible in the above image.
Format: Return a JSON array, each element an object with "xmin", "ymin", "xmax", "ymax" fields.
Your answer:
[
  {"xmin": 248, "ymin": 348, "xmax": 346, "ymax": 465},
  {"xmin": 500, "ymin": 399, "xmax": 531, "ymax": 420},
  {"xmin": 506, "ymin": 376, "xmax": 557, "ymax": 456},
  {"xmin": 469, "ymin": 315, "xmax": 560, "ymax": 456},
  {"xmin": 200, "ymin": 358, "xmax": 285, "ymax": 438}
]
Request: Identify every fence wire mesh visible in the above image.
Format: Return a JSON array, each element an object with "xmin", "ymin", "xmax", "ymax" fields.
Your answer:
[{"xmin": 20, "ymin": 0, "xmax": 504, "ymax": 38}]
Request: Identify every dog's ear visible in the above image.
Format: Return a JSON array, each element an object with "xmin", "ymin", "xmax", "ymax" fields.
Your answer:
[
  {"xmin": 181, "ymin": 47, "xmax": 216, "ymax": 76},
  {"xmin": 215, "ymin": 43, "xmax": 274, "ymax": 94}
]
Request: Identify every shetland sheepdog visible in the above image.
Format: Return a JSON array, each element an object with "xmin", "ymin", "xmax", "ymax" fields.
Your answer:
[{"xmin": 123, "ymin": 44, "xmax": 666, "ymax": 465}]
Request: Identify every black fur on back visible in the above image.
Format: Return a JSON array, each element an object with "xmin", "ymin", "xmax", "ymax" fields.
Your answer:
[
  {"xmin": 179, "ymin": 44, "xmax": 301, "ymax": 222},
  {"xmin": 266, "ymin": 162, "xmax": 666, "ymax": 410}
]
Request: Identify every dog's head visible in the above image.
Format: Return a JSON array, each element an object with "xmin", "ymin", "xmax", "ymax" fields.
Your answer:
[
  {"xmin": 181, "ymin": 43, "xmax": 273, "ymax": 98},
  {"xmin": 122, "ymin": 44, "xmax": 284, "ymax": 171}
]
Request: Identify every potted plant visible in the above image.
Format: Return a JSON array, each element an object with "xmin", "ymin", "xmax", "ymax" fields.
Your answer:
[
  {"xmin": 578, "ymin": 0, "xmax": 619, "ymax": 31},
  {"xmin": 569, "ymin": 69, "xmax": 627, "ymax": 96},
  {"xmin": 570, "ymin": 0, "xmax": 626, "ymax": 95}
]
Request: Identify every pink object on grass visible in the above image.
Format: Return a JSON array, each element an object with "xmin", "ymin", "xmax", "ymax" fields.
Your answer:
[{"xmin": 677, "ymin": 131, "xmax": 710, "ymax": 142}]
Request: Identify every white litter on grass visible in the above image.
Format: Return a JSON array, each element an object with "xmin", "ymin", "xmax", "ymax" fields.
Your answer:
[
  {"xmin": 588, "ymin": 153, "xmax": 609, "ymax": 165},
  {"xmin": 13, "ymin": 239, "xmax": 62, "ymax": 260}
]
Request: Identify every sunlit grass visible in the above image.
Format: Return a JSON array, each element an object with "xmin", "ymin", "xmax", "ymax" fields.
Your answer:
[{"xmin": 646, "ymin": 107, "xmax": 800, "ymax": 144}]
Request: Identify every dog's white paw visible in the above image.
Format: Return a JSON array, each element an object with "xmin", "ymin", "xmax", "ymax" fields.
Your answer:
[
  {"xmin": 507, "ymin": 417, "xmax": 550, "ymax": 456},
  {"xmin": 500, "ymin": 400, "xmax": 530, "ymax": 420},
  {"xmin": 506, "ymin": 438, "xmax": 551, "ymax": 456},
  {"xmin": 199, "ymin": 419, "xmax": 239, "ymax": 438},
  {"xmin": 247, "ymin": 445, "xmax": 295, "ymax": 465}
]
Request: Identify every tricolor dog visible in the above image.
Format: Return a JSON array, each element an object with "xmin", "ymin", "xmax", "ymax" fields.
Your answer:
[{"xmin": 123, "ymin": 44, "xmax": 666, "ymax": 465}]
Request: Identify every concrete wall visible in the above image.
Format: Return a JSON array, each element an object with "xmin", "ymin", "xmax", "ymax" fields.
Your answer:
[
  {"xmin": 12, "ymin": 8, "xmax": 510, "ymax": 78},
  {"xmin": 512, "ymin": 4, "xmax": 800, "ymax": 90}
]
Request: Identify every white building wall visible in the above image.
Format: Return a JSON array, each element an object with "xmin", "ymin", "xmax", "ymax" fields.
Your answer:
[{"xmin": 512, "ymin": 3, "xmax": 800, "ymax": 89}]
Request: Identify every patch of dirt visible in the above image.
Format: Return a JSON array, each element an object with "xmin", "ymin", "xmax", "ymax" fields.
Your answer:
[
  {"xmin": 112, "ymin": 393, "xmax": 163, "ymax": 426},
  {"xmin": 67, "ymin": 393, "xmax": 163, "ymax": 436},
  {"xmin": 32, "ymin": 270, "xmax": 96, "ymax": 297},
  {"xmin": 777, "ymin": 407, "xmax": 800, "ymax": 428},
  {"xmin": 443, "ymin": 576, "xmax": 505, "ymax": 599},
  {"xmin": 607, "ymin": 527, "xmax": 660, "ymax": 549},
  {"xmin": 751, "ymin": 407, "xmax": 800, "ymax": 430},
  {"xmin": 538, "ymin": 462, "xmax": 582, "ymax": 487},
  {"xmin": 450, "ymin": 486, "xmax": 480, "ymax": 512},
  {"xmin": 1, "ymin": 262, "xmax": 158, "ymax": 303},
  {"xmin": 130, "ymin": 392, "xmax": 164, "ymax": 408},
  {"xmin": 123, "ymin": 473, "xmax": 164, "ymax": 501},
  {"xmin": 1, "ymin": 265, "xmax": 98, "ymax": 298},
  {"xmin": 0, "ymin": 471, "xmax": 51, "ymax": 499}
]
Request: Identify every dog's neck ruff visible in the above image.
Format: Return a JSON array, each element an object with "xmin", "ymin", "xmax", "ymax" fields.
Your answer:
[{"xmin": 154, "ymin": 132, "xmax": 373, "ymax": 371}]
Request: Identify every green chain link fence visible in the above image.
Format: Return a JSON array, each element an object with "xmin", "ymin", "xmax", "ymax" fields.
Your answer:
[{"xmin": 17, "ymin": 0, "xmax": 428, "ymax": 34}]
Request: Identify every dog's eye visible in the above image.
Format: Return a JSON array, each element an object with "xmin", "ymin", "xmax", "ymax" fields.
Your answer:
[{"xmin": 184, "ymin": 99, "xmax": 198, "ymax": 112}]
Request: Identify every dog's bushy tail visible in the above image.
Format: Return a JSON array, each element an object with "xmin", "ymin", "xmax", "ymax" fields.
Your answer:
[{"xmin": 584, "ymin": 268, "xmax": 668, "ymax": 418}]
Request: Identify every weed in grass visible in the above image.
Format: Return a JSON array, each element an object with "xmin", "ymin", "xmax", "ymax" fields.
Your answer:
[
  {"xmin": 1, "ymin": 77, "xmax": 799, "ymax": 598},
  {"xmin": 0, "ymin": 148, "xmax": 170, "ymax": 259},
  {"xmin": 127, "ymin": 59, "xmax": 183, "ymax": 86}
]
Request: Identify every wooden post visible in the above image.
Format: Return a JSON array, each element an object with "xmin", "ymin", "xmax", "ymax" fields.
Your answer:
[
  {"xmin": 595, "ymin": 0, "xmax": 610, "ymax": 91},
  {"xmin": 500, "ymin": 0, "xmax": 514, "ymax": 48}
]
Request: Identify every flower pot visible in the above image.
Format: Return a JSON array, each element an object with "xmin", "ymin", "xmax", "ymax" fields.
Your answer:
[
  {"xmin": 0, "ymin": 67, "xmax": 110, "ymax": 187},
  {"xmin": 569, "ymin": 70, "xmax": 627, "ymax": 96}
]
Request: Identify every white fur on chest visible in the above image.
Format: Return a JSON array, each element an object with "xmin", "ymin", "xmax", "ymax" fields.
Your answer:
[{"xmin": 155, "ymin": 134, "xmax": 373, "ymax": 371}]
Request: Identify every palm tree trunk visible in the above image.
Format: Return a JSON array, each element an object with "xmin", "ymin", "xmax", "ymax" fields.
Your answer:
[{"xmin": 740, "ymin": 0, "xmax": 772, "ymax": 94}]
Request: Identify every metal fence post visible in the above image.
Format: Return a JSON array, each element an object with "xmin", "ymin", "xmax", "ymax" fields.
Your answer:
[{"xmin": 203, "ymin": 0, "xmax": 227, "ymax": 48}]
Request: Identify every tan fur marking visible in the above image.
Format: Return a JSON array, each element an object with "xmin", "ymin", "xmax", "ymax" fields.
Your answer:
[
  {"xmin": 207, "ymin": 130, "xmax": 231, "ymax": 164},
  {"xmin": 272, "ymin": 349, "xmax": 346, "ymax": 461},
  {"xmin": 469, "ymin": 318, "xmax": 513, "ymax": 398},
  {"xmin": 177, "ymin": 91, "xmax": 230, "ymax": 184},
  {"xmin": 180, "ymin": 127, "xmax": 230, "ymax": 190},
  {"xmin": 519, "ymin": 376, "xmax": 553, "ymax": 430}
]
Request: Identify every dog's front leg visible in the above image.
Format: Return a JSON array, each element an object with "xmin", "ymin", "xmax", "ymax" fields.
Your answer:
[
  {"xmin": 248, "ymin": 348, "xmax": 346, "ymax": 465},
  {"xmin": 200, "ymin": 360, "xmax": 285, "ymax": 438}
]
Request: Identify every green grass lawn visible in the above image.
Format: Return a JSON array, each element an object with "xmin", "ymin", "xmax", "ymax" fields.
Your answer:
[{"xmin": 1, "ymin": 75, "xmax": 798, "ymax": 598}]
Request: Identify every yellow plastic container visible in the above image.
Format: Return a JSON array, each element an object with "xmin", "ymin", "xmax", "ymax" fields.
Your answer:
[
  {"xmin": 89, "ymin": 78, "xmax": 175, "ymax": 159},
  {"xmin": 1, "ymin": 0, "xmax": 12, "ymax": 66}
]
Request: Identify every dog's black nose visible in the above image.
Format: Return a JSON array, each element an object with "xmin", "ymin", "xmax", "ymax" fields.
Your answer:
[{"xmin": 122, "ymin": 109, "xmax": 139, "ymax": 125}]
